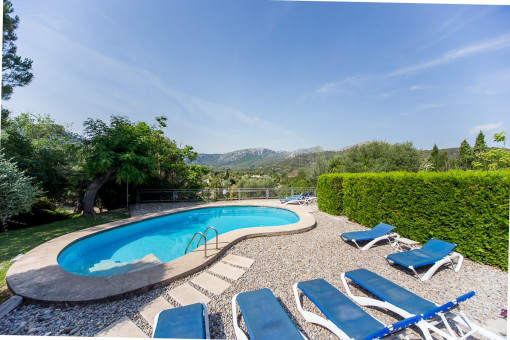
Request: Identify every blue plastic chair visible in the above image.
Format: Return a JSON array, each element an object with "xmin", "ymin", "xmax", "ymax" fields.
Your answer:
[
  {"xmin": 386, "ymin": 238, "xmax": 463, "ymax": 281},
  {"xmin": 341, "ymin": 268, "xmax": 500, "ymax": 340},
  {"xmin": 152, "ymin": 302, "xmax": 209, "ymax": 339},
  {"xmin": 340, "ymin": 223, "xmax": 399, "ymax": 251},
  {"xmin": 232, "ymin": 288, "xmax": 306, "ymax": 340},
  {"xmin": 293, "ymin": 278, "xmax": 423, "ymax": 340}
]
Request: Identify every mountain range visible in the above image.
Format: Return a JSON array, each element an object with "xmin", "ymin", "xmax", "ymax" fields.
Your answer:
[{"xmin": 194, "ymin": 146, "xmax": 324, "ymax": 169}]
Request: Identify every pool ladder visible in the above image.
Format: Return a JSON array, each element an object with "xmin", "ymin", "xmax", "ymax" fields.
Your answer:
[{"xmin": 185, "ymin": 226, "xmax": 219, "ymax": 258}]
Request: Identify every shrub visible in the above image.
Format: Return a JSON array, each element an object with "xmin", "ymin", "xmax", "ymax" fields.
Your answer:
[
  {"xmin": 4, "ymin": 197, "xmax": 72, "ymax": 230},
  {"xmin": 317, "ymin": 171, "xmax": 510, "ymax": 270}
]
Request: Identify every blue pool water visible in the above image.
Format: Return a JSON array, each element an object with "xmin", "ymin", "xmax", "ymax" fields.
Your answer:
[{"xmin": 57, "ymin": 206, "xmax": 299, "ymax": 277}]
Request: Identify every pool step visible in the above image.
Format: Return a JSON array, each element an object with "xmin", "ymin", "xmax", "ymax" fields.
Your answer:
[
  {"xmin": 168, "ymin": 283, "xmax": 211, "ymax": 306},
  {"xmin": 95, "ymin": 316, "xmax": 148, "ymax": 338},
  {"xmin": 128, "ymin": 254, "xmax": 163, "ymax": 273},
  {"xmin": 191, "ymin": 272, "xmax": 231, "ymax": 295},
  {"xmin": 139, "ymin": 296, "xmax": 174, "ymax": 327},
  {"xmin": 208, "ymin": 262, "xmax": 245, "ymax": 281}
]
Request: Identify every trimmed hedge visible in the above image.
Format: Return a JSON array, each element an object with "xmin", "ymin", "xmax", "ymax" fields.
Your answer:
[{"xmin": 317, "ymin": 171, "xmax": 510, "ymax": 270}]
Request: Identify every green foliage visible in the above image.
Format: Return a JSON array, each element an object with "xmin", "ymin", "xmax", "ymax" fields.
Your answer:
[
  {"xmin": 236, "ymin": 177, "xmax": 275, "ymax": 188},
  {"xmin": 317, "ymin": 171, "xmax": 509, "ymax": 270},
  {"xmin": 2, "ymin": 0, "xmax": 33, "ymax": 100},
  {"xmin": 457, "ymin": 140, "xmax": 473, "ymax": 170},
  {"xmin": 82, "ymin": 115, "xmax": 209, "ymax": 214},
  {"xmin": 472, "ymin": 131, "xmax": 510, "ymax": 171},
  {"xmin": 316, "ymin": 174, "xmax": 346, "ymax": 215},
  {"xmin": 5, "ymin": 197, "xmax": 72, "ymax": 229},
  {"xmin": 0, "ymin": 154, "xmax": 43, "ymax": 232},
  {"xmin": 1, "ymin": 113, "xmax": 82, "ymax": 200},
  {"xmin": 330, "ymin": 141, "xmax": 421, "ymax": 173}
]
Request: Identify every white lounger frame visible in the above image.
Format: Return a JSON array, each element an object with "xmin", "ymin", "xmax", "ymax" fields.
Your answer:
[
  {"xmin": 340, "ymin": 273, "xmax": 504, "ymax": 340},
  {"xmin": 292, "ymin": 283, "xmax": 408, "ymax": 340},
  {"xmin": 385, "ymin": 251, "xmax": 464, "ymax": 281},
  {"xmin": 152, "ymin": 302, "xmax": 210, "ymax": 339},
  {"xmin": 232, "ymin": 293, "xmax": 307, "ymax": 340},
  {"xmin": 342, "ymin": 232, "xmax": 400, "ymax": 251}
]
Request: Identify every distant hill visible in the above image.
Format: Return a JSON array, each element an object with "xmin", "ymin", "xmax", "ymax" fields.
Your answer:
[
  {"xmin": 194, "ymin": 142, "xmax": 466, "ymax": 172},
  {"xmin": 194, "ymin": 146, "xmax": 324, "ymax": 169}
]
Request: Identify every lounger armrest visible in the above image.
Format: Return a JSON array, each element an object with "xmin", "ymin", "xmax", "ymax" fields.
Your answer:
[
  {"xmin": 232, "ymin": 294, "xmax": 249, "ymax": 340},
  {"xmin": 362, "ymin": 314, "xmax": 423, "ymax": 340},
  {"xmin": 422, "ymin": 291, "xmax": 475, "ymax": 320}
]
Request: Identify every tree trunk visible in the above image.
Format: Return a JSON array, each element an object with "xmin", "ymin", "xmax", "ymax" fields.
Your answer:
[{"xmin": 82, "ymin": 168, "xmax": 115, "ymax": 216}]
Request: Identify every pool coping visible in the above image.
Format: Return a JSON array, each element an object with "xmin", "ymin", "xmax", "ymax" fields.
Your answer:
[{"xmin": 6, "ymin": 200, "xmax": 316, "ymax": 305}]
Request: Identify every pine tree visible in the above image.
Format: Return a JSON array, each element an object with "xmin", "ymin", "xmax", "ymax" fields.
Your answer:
[
  {"xmin": 458, "ymin": 139, "xmax": 473, "ymax": 170},
  {"xmin": 2, "ymin": 0, "xmax": 33, "ymax": 100}
]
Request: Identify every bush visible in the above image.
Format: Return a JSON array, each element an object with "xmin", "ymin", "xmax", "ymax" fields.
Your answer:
[
  {"xmin": 317, "ymin": 171, "xmax": 510, "ymax": 270},
  {"xmin": 3, "ymin": 197, "xmax": 72, "ymax": 230}
]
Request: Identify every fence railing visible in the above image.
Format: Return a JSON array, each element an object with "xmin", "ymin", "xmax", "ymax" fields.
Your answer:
[{"xmin": 136, "ymin": 187, "xmax": 316, "ymax": 203}]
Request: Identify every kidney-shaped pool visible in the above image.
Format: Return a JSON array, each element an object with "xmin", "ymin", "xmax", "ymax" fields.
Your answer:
[{"xmin": 58, "ymin": 206, "xmax": 299, "ymax": 277}]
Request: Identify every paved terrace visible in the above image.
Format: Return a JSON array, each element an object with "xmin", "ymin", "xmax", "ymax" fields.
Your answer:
[{"xmin": 0, "ymin": 200, "xmax": 507, "ymax": 339}]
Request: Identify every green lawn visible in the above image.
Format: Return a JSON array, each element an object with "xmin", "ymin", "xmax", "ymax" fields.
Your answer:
[{"xmin": 0, "ymin": 210, "xmax": 129, "ymax": 304}]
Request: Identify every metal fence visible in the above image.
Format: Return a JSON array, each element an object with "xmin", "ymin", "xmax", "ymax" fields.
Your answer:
[{"xmin": 136, "ymin": 187, "xmax": 316, "ymax": 203}]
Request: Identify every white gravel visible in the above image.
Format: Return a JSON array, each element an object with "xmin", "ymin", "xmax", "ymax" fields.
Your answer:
[{"xmin": 0, "ymin": 201, "xmax": 507, "ymax": 339}]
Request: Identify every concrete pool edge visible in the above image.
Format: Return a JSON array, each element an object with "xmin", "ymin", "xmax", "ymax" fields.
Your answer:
[{"xmin": 6, "ymin": 200, "xmax": 316, "ymax": 305}]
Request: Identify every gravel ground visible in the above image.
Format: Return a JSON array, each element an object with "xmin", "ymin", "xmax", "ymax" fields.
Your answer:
[{"xmin": 0, "ymin": 201, "xmax": 507, "ymax": 339}]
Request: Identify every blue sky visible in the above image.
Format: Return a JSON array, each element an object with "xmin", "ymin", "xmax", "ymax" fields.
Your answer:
[{"xmin": 4, "ymin": 0, "xmax": 510, "ymax": 153}]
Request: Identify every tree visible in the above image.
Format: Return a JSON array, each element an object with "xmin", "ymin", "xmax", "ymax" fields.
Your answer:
[
  {"xmin": 81, "ymin": 115, "xmax": 207, "ymax": 215},
  {"xmin": 428, "ymin": 144, "xmax": 440, "ymax": 171},
  {"xmin": 473, "ymin": 131, "xmax": 510, "ymax": 171},
  {"xmin": 2, "ymin": 0, "xmax": 33, "ymax": 100},
  {"xmin": 1, "ymin": 112, "xmax": 81, "ymax": 201},
  {"xmin": 0, "ymin": 154, "xmax": 43, "ymax": 233},
  {"xmin": 473, "ymin": 131, "xmax": 488, "ymax": 170},
  {"xmin": 330, "ymin": 141, "xmax": 421, "ymax": 173},
  {"xmin": 457, "ymin": 139, "xmax": 473, "ymax": 170}
]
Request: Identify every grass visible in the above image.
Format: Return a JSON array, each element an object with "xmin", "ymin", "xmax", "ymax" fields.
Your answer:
[{"xmin": 0, "ymin": 210, "xmax": 129, "ymax": 304}]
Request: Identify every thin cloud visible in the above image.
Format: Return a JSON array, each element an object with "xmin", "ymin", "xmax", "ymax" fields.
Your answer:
[
  {"xmin": 386, "ymin": 32, "xmax": 510, "ymax": 78},
  {"xmin": 469, "ymin": 122, "xmax": 503, "ymax": 135}
]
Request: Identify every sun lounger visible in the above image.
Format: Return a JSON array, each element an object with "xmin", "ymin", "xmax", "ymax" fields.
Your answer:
[
  {"xmin": 152, "ymin": 302, "xmax": 209, "ymax": 339},
  {"xmin": 341, "ymin": 268, "xmax": 504, "ymax": 340},
  {"xmin": 232, "ymin": 288, "xmax": 306, "ymax": 340},
  {"xmin": 385, "ymin": 238, "xmax": 463, "ymax": 281},
  {"xmin": 293, "ymin": 278, "xmax": 423, "ymax": 340},
  {"xmin": 279, "ymin": 191, "xmax": 315, "ymax": 205},
  {"xmin": 279, "ymin": 193, "xmax": 304, "ymax": 205},
  {"xmin": 340, "ymin": 223, "xmax": 399, "ymax": 251}
]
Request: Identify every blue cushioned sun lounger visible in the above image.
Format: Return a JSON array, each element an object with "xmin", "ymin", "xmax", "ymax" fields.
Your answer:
[
  {"xmin": 232, "ymin": 288, "xmax": 306, "ymax": 340},
  {"xmin": 293, "ymin": 278, "xmax": 423, "ymax": 340},
  {"xmin": 341, "ymin": 268, "xmax": 503, "ymax": 340},
  {"xmin": 340, "ymin": 223, "xmax": 399, "ymax": 251},
  {"xmin": 152, "ymin": 302, "xmax": 209, "ymax": 339},
  {"xmin": 385, "ymin": 238, "xmax": 464, "ymax": 281},
  {"xmin": 279, "ymin": 191, "xmax": 315, "ymax": 205}
]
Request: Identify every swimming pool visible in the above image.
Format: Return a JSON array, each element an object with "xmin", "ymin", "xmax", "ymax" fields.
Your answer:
[{"xmin": 58, "ymin": 206, "xmax": 299, "ymax": 277}]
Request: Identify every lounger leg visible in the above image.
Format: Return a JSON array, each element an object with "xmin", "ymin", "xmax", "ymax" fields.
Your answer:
[
  {"xmin": 231, "ymin": 295, "xmax": 249, "ymax": 340},
  {"xmin": 201, "ymin": 302, "xmax": 210, "ymax": 339}
]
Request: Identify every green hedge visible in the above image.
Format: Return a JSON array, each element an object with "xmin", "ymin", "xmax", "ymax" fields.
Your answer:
[{"xmin": 317, "ymin": 171, "xmax": 510, "ymax": 270}]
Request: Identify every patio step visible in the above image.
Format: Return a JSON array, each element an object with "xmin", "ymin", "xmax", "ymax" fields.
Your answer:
[
  {"xmin": 191, "ymin": 272, "xmax": 231, "ymax": 295},
  {"xmin": 138, "ymin": 296, "xmax": 174, "ymax": 328},
  {"xmin": 221, "ymin": 254, "xmax": 254, "ymax": 268},
  {"xmin": 208, "ymin": 262, "xmax": 245, "ymax": 281},
  {"xmin": 95, "ymin": 316, "xmax": 148, "ymax": 338},
  {"xmin": 168, "ymin": 283, "xmax": 211, "ymax": 306}
]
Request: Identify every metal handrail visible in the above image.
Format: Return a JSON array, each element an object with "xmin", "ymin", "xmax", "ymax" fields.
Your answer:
[
  {"xmin": 197, "ymin": 226, "xmax": 219, "ymax": 251},
  {"xmin": 185, "ymin": 232, "xmax": 207, "ymax": 257}
]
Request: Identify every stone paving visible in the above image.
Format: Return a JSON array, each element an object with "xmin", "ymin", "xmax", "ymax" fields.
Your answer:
[{"xmin": 96, "ymin": 254, "xmax": 254, "ymax": 337}]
